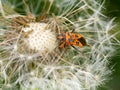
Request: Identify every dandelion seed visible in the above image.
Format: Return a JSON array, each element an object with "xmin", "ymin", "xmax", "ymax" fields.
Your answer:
[{"xmin": 6, "ymin": 83, "xmax": 11, "ymax": 87}]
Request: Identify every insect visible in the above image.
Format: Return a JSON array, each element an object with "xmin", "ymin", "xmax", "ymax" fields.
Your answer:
[{"xmin": 57, "ymin": 31, "xmax": 87, "ymax": 49}]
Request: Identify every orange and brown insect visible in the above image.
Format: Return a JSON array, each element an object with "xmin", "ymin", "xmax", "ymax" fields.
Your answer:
[{"xmin": 57, "ymin": 32, "xmax": 87, "ymax": 49}]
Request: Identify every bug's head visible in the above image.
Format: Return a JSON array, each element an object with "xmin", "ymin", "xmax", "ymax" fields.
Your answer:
[{"xmin": 57, "ymin": 34, "xmax": 65, "ymax": 41}]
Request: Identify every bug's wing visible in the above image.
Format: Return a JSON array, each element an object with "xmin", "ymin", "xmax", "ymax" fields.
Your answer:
[{"xmin": 77, "ymin": 37, "xmax": 87, "ymax": 46}]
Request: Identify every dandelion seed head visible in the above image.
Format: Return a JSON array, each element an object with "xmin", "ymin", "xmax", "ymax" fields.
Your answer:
[{"xmin": 22, "ymin": 23, "xmax": 57, "ymax": 53}]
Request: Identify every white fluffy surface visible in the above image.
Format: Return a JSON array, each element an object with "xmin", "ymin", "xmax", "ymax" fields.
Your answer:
[{"xmin": 22, "ymin": 23, "xmax": 57, "ymax": 53}]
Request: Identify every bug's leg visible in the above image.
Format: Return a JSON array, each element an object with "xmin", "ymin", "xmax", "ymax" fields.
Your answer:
[
  {"xmin": 71, "ymin": 45, "xmax": 87, "ymax": 59},
  {"xmin": 59, "ymin": 42, "xmax": 66, "ymax": 48},
  {"xmin": 71, "ymin": 29, "xmax": 75, "ymax": 32},
  {"xmin": 71, "ymin": 45, "xmax": 82, "ymax": 53}
]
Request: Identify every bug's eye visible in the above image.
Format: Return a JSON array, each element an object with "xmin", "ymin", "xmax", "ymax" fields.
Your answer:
[
  {"xmin": 57, "ymin": 34, "xmax": 66, "ymax": 41},
  {"xmin": 57, "ymin": 36, "xmax": 65, "ymax": 41},
  {"xmin": 61, "ymin": 37, "xmax": 65, "ymax": 41}
]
